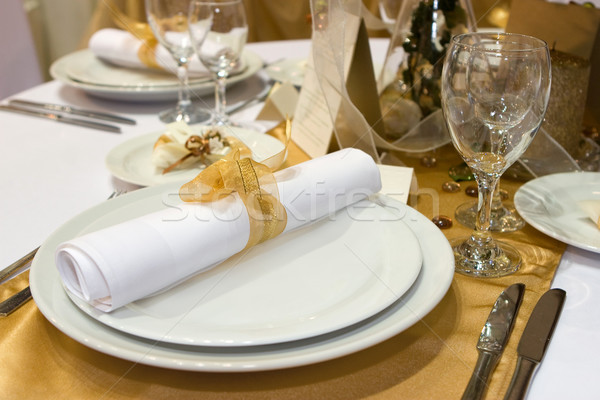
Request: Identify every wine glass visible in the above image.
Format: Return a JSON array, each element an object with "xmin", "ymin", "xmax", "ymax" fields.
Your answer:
[
  {"xmin": 145, "ymin": 0, "xmax": 210, "ymax": 124},
  {"xmin": 441, "ymin": 32, "xmax": 551, "ymax": 277},
  {"xmin": 188, "ymin": 0, "xmax": 248, "ymax": 126}
]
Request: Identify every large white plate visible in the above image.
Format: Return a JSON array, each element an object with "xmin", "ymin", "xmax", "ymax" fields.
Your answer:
[
  {"xmin": 30, "ymin": 190, "xmax": 454, "ymax": 372},
  {"xmin": 514, "ymin": 171, "xmax": 600, "ymax": 253},
  {"xmin": 105, "ymin": 126, "xmax": 285, "ymax": 187},
  {"xmin": 50, "ymin": 49, "xmax": 263, "ymax": 102},
  {"xmin": 63, "ymin": 191, "xmax": 422, "ymax": 346}
]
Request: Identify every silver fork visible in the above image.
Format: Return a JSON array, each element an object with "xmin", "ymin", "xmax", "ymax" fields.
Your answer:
[{"xmin": 0, "ymin": 190, "xmax": 125, "ymax": 316}]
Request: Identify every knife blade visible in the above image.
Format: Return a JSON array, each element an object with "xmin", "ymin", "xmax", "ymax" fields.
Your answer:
[
  {"xmin": 0, "ymin": 104, "xmax": 121, "ymax": 133},
  {"xmin": 9, "ymin": 99, "xmax": 136, "ymax": 125},
  {"xmin": 462, "ymin": 283, "xmax": 525, "ymax": 400},
  {"xmin": 504, "ymin": 288, "xmax": 566, "ymax": 400}
]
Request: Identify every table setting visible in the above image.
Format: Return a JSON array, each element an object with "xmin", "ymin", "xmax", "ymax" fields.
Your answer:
[{"xmin": 2, "ymin": 0, "xmax": 600, "ymax": 399}]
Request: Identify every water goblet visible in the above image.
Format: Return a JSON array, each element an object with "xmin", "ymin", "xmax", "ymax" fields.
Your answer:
[
  {"xmin": 188, "ymin": 0, "xmax": 248, "ymax": 126},
  {"xmin": 441, "ymin": 32, "xmax": 551, "ymax": 277},
  {"xmin": 146, "ymin": 0, "xmax": 211, "ymax": 124}
]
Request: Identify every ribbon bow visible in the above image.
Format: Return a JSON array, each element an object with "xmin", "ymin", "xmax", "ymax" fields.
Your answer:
[
  {"xmin": 104, "ymin": 0, "xmax": 161, "ymax": 69},
  {"xmin": 180, "ymin": 119, "xmax": 291, "ymax": 248}
]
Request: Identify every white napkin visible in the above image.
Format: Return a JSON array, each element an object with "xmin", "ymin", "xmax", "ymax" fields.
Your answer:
[
  {"xmin": 56, "ymin": 149, "xmax": 382, "ymax": 312},
  {"xmin": 88, "ymin": 28, "xmax": 209, "ymax": 77}
]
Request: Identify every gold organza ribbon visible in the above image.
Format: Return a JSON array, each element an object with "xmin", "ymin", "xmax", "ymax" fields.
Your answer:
[
  {"xmin": 104, "ymin": 0, "xmax": 161, "ymax": 69},
  {"xmin": 180, "ymin": 120, "xmax": 291, "ymax": 249}
]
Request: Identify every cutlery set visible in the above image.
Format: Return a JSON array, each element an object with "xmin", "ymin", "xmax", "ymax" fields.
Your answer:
[
  {"xmin": 462, "ymin": 284, "xmax": 566, "ymax": 400},
  {"xmin": 0, "ymin": 99, "xmax": 136, "ymax": 133}
]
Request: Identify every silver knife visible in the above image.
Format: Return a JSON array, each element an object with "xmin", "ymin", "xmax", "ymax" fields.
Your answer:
[
  {"xmin": 0, "ymin": 104, "xmax": 121, "ymax": 133},
  {"xmin": 504, "ymin": 288, "xmax": 566, "ymax": 400},
  {"xmin": 462, "ymin": 283, "xmax": 525, "ymax": 400},
  {"xmin": 9, "ymin": 99, "xmax": 136, "ymax": 125}
]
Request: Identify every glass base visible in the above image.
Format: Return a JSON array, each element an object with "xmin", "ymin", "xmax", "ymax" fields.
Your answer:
[
  {"xmin": 455, "ymin": 201, "xmax": 526, "ymax": 233},
  {"xmin": 451, "ymin": 236, "xmax": 522, "ymax": 278},
  {"xmin": 158, "ymin": 105, "xmax": 211, "ymax": 124}
]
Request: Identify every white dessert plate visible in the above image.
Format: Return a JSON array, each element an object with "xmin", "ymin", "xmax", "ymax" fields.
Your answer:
[
  {"xmin": 30, "ymin": 191, "xmax": 454, "ymax": 371},
  {"xmin": 50, "ymin": 49, "xmax": 262, "ymax": 101},
  {"xmin": 105, "ymin": 125, "xmax": 285, "ymax": 187},
  {"xmin": 61, "ymin": 191, "xmax": 422, "ymax": 346},
  {"xmin": 514, "ymin": 171, "xmax": 600, "ymax": 253},
  {"xmin": 265, "ymin": 58, "xmax": 306, "ymax": 87}
]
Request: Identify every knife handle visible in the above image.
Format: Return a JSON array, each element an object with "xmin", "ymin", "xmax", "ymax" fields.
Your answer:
[
  {"xmin": 504, "ymin": 357, "xmax": 538, "ymax": 400},
  {"xmin": 462, "ymin": 351, "xmax": 499, "ymax": 400}
]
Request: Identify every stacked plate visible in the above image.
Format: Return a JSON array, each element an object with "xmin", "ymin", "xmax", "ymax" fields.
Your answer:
[
  {"xmin": 50, "ymin": 49, "xmax": 264, "ymax": 102},
  {"xmin": 29, "ymin": 185, "xmax": 454, "ymax": 372}
]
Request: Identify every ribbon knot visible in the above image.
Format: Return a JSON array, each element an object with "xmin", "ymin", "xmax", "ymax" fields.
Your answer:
[{"xmin": 180, "ymin": 120, "xmax": 291, "ymax": 248}]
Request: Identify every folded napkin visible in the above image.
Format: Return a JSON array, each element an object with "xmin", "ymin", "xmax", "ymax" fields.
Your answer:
[
  {"xmin": 88, "ymin": 28, "xmax": 209, "ymax": 77},
  {"xmin": 56, "ymin": 149, "xmax": 381, "ymax": 311}
]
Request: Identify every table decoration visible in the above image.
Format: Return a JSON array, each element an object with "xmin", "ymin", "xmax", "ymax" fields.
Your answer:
[
  {"xmin": 105, "ymin": 121, "xmax": 285, "ymax": 186},
  {"xmin": 378, "ymin": 0, "xmax": 476, "ymax": 141}
]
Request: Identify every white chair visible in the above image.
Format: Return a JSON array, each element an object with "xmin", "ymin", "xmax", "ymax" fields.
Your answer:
[{"xmin": 0, "ymin": 0, "xmax": 43, "ymax": 99}]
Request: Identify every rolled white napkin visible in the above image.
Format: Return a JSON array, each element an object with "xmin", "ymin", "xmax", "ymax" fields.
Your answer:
[
  {"xmin": 88, "ymin": 28, "xmax": 209, "ymax": 77},
  {"xmin": 56, "ymin": 149, "xmax": 382, "ymax": 312}
]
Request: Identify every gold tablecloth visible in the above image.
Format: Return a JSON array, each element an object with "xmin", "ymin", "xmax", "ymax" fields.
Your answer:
[{"xmin": 0, "ymin": 144, "xmax": 565, "ymax": 399}]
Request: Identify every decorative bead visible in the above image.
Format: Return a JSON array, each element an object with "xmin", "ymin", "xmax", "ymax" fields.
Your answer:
[
  {"xmin": 442, "ymin": 181, "xmax": 461, "ymax": 193},
  {"xmin": 432, "ymin": 215, "xmax": 453, "ymax": 229},
  {"xmin": 465, "ymin": 185, "xmax": 478, "ymax": 197},
  {"xmin": 420, "ymin": 155, "xmax": 437, "ymax": 168}
]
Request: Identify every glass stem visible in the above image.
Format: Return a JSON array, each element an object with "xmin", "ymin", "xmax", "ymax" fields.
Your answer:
[
  {"xmin": 214, "ymin": 71, "xmax": 228, "ymax": 124},
  {"xmin": 176, "ymin": 62, "xmax": 192, "ymax": 118},
  {"xmin": 475, "ymin": 173, "xmax": 498, "ymax": 234},
  {"xmin": 491, "ymin": 181, "xmax": 503, "ymax": 211}
]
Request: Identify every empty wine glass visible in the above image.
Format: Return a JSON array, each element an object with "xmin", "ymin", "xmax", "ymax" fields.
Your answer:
[
  {"xmin": 441, "ymin": 32, "xmax": 551, "ymax": 277},
  {"xmin": 146, "ymin": 0, "xmax": 210, "ymax": 123},
  {"xmin": 188, "ymin": 0, "xmax": 248, "ymax": 126}
]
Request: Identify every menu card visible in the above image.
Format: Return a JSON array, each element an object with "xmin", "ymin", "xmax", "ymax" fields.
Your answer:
[{"xmin": 291, "ymin": 12, "xmax": 383, "ymax": 161}]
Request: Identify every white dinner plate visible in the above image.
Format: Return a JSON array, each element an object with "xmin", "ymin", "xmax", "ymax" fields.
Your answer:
[
  {"xmin": 65, "ymin": 49, "xmax": 212, "ymax": 88},
  {"xmin": 105, "ymin": 126, "xmax": 285, "ymax": 187},
  {"xmin": 63, "ymin": 190, "xmax": 422, "ymax": 346},
  {"xmin": 30, "ymin": 191, "xmax": 454, "ymax": 372},
  {"xmin": 50, "ymin": 49, "xmax": 263, "ymax": 102},
  {"xmin": 514, "ymin": 171, "xmax": 600, "ymax": 253}
]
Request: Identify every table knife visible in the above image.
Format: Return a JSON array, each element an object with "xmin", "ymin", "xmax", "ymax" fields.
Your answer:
[
  {"xmin": 462, "ymin": 283, "xmax": 525, "ymax": 400},
  {"xmin": 9, "ymin": 99, "xmax": 136, "ymax": 125},
  {"xmin": 503, "ymin": 288, "xmax": 566, "ymax": 400},
  {"xmin": 0, "ymin": 104, "xmax": 121, "ymax": 133}
]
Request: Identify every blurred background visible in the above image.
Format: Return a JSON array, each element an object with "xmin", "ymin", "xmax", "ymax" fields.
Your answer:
[{"xmin": 15, "ymin": 0, "xmax": 512, "ymax": 83}]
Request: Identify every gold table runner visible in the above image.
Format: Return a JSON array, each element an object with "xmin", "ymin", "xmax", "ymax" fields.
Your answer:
[{"xmin": 0, "ymin": 144, "xmax": 565, "ymax": 399}]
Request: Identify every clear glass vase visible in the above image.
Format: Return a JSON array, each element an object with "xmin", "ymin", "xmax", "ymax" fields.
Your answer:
[{"xmin": 378, "ymin": 0, "xmax": 476, "ymax": 142}]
